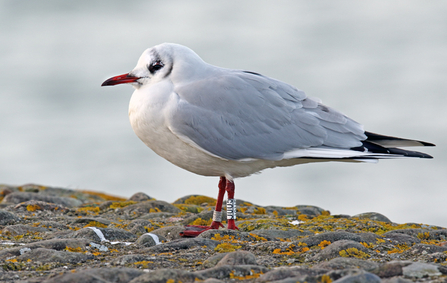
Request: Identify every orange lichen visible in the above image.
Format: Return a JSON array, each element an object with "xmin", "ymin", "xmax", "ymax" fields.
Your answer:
[
  {"xmin": 83, "ymin": 221, "xmax": 108, "ymax": 228},
  {"xmin": 78, "ymin": 190, "xmax": 126, "ymax": 201},
  {"xmin": 318, "ymin": 240, "xmax": 331, "ymax": 249},
  {"xmin": 184, "ymin": 195, "xmax": 216, "ymax": 206},
  {"xmin": 109, "ymin": 201, "xmax": 136, "ymax": 209},
  {"xmin": 26, "ymin": 204, "xmax": 41, "ymax": 212},
  {"xmin": 214, "ymin": 242, "xmax": 242, "ymax": 253},
  {"xmin": 190, "ymin": 217, "xmax": 212, "ymax": 226},
  {"xmin": 253, "ymin": 207, "xmax": 266, "ymax": 215}
]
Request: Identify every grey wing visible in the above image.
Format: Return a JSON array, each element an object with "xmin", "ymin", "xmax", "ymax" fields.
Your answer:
[{"xmin": 167, "ymin": 71, "xmax": 366, "ymax": 161}]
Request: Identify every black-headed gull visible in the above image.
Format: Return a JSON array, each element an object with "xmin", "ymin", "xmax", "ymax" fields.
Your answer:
[{"xmin": 102, "ymin": 43, "xmax": 434, "ymax": 237}]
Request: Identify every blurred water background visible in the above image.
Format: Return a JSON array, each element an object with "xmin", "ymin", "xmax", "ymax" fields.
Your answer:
[{"xmin": 1, "ymin": 1, "xmax": 445, "ymax": 226}]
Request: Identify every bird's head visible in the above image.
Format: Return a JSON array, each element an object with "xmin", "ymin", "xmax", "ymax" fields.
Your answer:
[{"xmin": 101, "ymin": 43, "xmax": 206, "ymax": 89}]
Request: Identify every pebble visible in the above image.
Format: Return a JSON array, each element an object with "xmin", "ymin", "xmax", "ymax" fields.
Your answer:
[
  {"xmin": 402, "ymin": 262, "xmax": 442, "ymax": 278},
  {"xmin": 0, "ymin": 209, "xmax": 19, "ymax": 225}
]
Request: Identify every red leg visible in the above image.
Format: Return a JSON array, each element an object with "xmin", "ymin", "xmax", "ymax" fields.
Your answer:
[
  {"xmin": 225, "ymin": 179, "xmax": 239, "ymax": 230},
  {"xmin": 180, "ymin": 177, "xmax": 226, "ymax": 237}
]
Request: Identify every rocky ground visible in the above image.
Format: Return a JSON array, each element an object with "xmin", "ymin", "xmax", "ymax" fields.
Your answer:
[{"xmin": 1, "ymin": 184, "xmax": 447, "ymax": 283}]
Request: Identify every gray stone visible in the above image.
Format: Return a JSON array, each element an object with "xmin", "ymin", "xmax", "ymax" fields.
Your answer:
[
  {"xmin": 13, "ymin": 200, "xmax": 70, "ymax": 212},
  {"xmin": 72, "ymin": 217, "xmax": 112, "ymax": 225},
  {"xmin": 135, "ymin": 233, "xmax": 160, "ymax": 247},
  {"xmin": 381, "ymin": 278, "xmax": 413, "ymax": 283},
  {"xmin": 353, "ymin": 212, "xmax": 392, "ymax": 223},
  {"xmin": 72, "ymin": 227, "xmax": 137, "ymax": 242},
  {"xmin": 0, "ymin": 210, "xmax": 20, "ymax": 225},
  {"xmin": 126, "ymin": 219, "xmax": 154, "ymax": 235},
  {"xmin": 18, "ymin": 247, "xmax": 93, "ymax": 263},
  {"xmin": 314, "ymin": 257, "xmax": 379, "ymax": 272},
  {"xmin": 129, "ymin": 268, "xmax": 203, "ymax": 283},
  {"xmin": 332, "ymin": 270, "xmax": 381, "ymax": 283},
  {"xmin": 195, "ymin": 265, "xmax": 267, "ymax": 280},
  {"xmin": 203, "ymin": 253, "xmax": 229, "ymax": 268},
  {"xmin": 112, "ymin": 254, "xmax": 156, "ymax": 265},
  {"xmin": 198, "ymin": 229, "xmax": 275, "ymax": 242},
  {"xmin": 0, "ymin": 238, "xmax": 90, "ymax": 258},
  {"xmin": 383, "ymin": 228, "xmax": 447, "ymax": 241},
  {"xmin": 402, "ymin": 262, "xmax": 441, "ymax": 278},
  {"xmin": 2, "ymin": 192, "xmax": 82, "ymax": 208},
  {"xmin": 128, "ymin": 192, "xmax": 153, "ymax": 202},
  {"xmin": 301, "ymin": 231, "xmax": 378, "ymax": 247},
  {"xmin": 150, "ymin": 226, "xmax": 185, "ymax": 241},
  {"xmin": 45, "ymin": 267, "xmax": 145, "ymax": 283},
  {"xmin": 215, "ymin": 251, "xmax": 257, "ymax": 267},
  {"xmin": 2, "ymin": 224, "xmax": 48, "ymax": 235},
  {"xmin": 257, "ymin": 267, "xmax": 328, "ymax": 282},
  {"xmin": 250, "ymin": 228, "xmax": 313, "ymax": 239},
  {"xmin": 295, "ymin": 205, "xmax": 326, "ymax": 217},
  {"xmin": 312, "ymin": 240, "xmax": 370, "ymax": 261},
  {"xmin": 145, "ymin": 237, "xmax": 219, "ymax": 253},
  {"xmin": 410, "ymin": 243, "xmax": 447, "ymax": 254},
  {"xmin": 121, "ymin": 200, "xmax": 181, "ymax": 216}
]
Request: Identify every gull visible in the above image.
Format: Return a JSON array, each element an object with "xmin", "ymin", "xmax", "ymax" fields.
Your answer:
[{"xmin": 102, "ymin": 43, "xmax": 434, "ymax": 237}]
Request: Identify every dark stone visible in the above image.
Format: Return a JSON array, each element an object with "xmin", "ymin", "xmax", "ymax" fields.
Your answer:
[
  {"xmin": 144, "ymin": 238, "xmax": 219, "ymax": 253},
  {"xmin": 3, "ymin": 192, "xmax": 82, "ymax": 208},
  {"xmin": 0, "ymin": 210, "xmax": 20, "ymax": 225},
  {"xmin": 370, "ymin": 261, "xmax": 411, "ymax": 278},
  {"xmin": 353, "ymin": 212, "xmax": 392, "ymax": 223},
  {"xmin": 382, "ymin": 232, "xmax": 421, "ymax": 245},
  {"xmin": 18, "ymin": 247, "xmax": 93, "ymax": 263},
  {"xmin": 13, "ymin": 200, "xmax": 70, "ymax": 212},
  {"xmin": 128, "ymin": 192, "xmax": 153, "ymax": 202},
  {"xmin": 44, "ymin": 267, "xmax": 144, "ymax": 283}
]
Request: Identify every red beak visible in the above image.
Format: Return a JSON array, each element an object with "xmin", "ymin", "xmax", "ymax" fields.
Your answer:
[{"xmin": 101, "ymin": 73, "xmax": 140, "ymax": 86}]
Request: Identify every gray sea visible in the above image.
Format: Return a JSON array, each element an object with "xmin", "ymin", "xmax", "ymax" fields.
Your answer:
[{"xmin": 1, "ymin": 1, "xmax": 445, "ymax": 226}]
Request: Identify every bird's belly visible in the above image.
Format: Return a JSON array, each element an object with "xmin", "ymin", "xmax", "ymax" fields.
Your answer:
[{"xmin": 131, "ymin": 117, "xmax": 278, "ymax": 178}]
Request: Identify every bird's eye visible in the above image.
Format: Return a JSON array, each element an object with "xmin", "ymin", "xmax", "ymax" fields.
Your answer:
[{"xmin": 148, "ymin": 61, "xmax": 164, "ymax": 74}]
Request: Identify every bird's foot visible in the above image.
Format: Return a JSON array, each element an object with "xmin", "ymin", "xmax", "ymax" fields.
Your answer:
[
  {"xmin": 227, "ymin": 219, "xmax": 239, "ymax": 230},
  {"xmin": 179, "ymin": 221, "xmax": 224, "ymax": 237}
]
